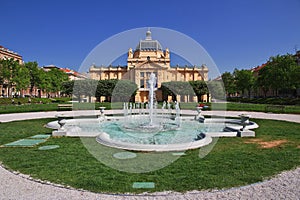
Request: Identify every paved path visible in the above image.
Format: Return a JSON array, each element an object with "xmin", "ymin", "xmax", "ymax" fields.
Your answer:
[
  {"xmin": 0, "ymin": 110, "xmax": 299, "ymax": 123},
  {"xmin": 0, "ymin": 110, "xmax": 299, "ymax": 200}
]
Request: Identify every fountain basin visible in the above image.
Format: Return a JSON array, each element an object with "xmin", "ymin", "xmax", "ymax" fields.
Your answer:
[{"xmin": 46, "ymin": 114, "xmax": 258, "ymax": 152}]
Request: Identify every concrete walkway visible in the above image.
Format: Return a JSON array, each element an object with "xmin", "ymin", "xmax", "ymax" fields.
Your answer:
[
  {"xmin": 0, "ymin": 110, "xmax": 299, "ymax": 200},
  {"xmin": 0, "ymin": 109, "xmax": 299, "ymax": 123}
]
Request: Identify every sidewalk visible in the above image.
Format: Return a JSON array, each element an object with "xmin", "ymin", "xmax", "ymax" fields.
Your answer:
[{"xmin": 0, "ymin": 110, "xmax": 299, "ymax": 123}]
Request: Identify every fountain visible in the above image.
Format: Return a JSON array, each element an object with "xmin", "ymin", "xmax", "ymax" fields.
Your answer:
[
  {"xmin": 46, "ymin": 73, "xmax": 259, "ymax": 152},
  {"xmin": 120, "ymin": 73, "xmax": 180, "ymax": 135}
]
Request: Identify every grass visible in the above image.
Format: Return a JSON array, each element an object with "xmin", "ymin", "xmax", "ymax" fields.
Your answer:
[
  {"xmin": 179, "ymin": 102, "xmax": 300, "ymax": 114},
  {"xmin": 0, "ymin": 102, "xmax": 125, "ymax": 114},
  {"xmin": 0, "ymin": 104, "xmax": 59, "ymax": 114},
  {"xmin": 0, "ymin": 118, "xmax": 299, "ymax": 193}
]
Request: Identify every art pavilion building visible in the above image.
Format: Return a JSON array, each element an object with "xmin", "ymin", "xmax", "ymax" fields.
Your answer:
[{"xmin": 89, "ymin": 30, "xmax": 209, "ymax": 102}]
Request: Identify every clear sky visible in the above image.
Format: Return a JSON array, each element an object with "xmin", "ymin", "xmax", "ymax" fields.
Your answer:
[{"xmin": 1, "ymin": 0, "xmax": 299, "ymax": 74}]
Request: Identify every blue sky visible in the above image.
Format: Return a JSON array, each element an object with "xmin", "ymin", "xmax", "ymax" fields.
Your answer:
[{"xmin": 1, "ymin": 0, "xmax": 299, "ymax": 75}]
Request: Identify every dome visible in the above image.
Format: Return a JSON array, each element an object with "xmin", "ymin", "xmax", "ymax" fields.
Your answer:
[{"xmin": 136, "ymin": 30, "xmax": 163, "ymax": 51}]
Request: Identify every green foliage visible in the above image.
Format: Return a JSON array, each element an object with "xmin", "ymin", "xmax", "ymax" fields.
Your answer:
[
  {"xmin": 207, "ymin": 80, "xmax": 226, "ymax": 100},
  {"xmin": 0, "ymin": 60, "xmax": 70, "ymax": 97},
  {"xmin": 73, "ymin": 79, "xmax": 98, "ymax": 102},
  {"xmin": 96, "ymin": 79, "xmax": 118, "ymax": 99},
  {"xmin": 0, "ymin": 58, "xmax": 20, "ymax": 96},
  {"xmin": 233, "ymin": 69, "xmax": 254, "ymax": 97},
  {"xmin": 161, "ymin": 81, "xmax": 195, "ymax": 101},
  {"xmin": 13, "ymin": 64, "xmax": 30, "ymax": 94},
  {"xmin": 61, "ymin": 80, "xmax": 74, "ymax": 96},
  {"xmin": 24, "ymin": 62, "xmax": 42, "ymax": 95},
  {"xmin": 221, "ymin": 72, "xmax": 236, "ymax": 96},
  {"xmin": 111, "ymin": 79, "xmax": 138, "ymax": 102},
  {"xmin": 47, "ymin": 68, "xmax": 69, "ymax": 92},
  {"xmin": 222, "ymin": 53, "xmax": 299, "ymax": 98},
  {"xmin": 189, "ymin": 80, "xmax": 208, "ymax": 102},
  {"xmin": 259, "ymin": 54, "xmax": 299, "ymax": 96}
]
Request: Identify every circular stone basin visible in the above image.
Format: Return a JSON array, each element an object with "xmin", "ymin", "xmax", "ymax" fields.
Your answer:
[
  {"xmin": 113, "ymin": 152, "xmax": 137, "ymax": 159},
  {"xmin": 38, "ymin": 145, "xmax": 60, "ymax": 150},
  {"xmin": 97, "ymin": 132, "xmax": 213, "ymax": 152}
]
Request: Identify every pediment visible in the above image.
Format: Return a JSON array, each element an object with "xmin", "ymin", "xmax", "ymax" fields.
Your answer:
[{"xmin": 135, "ymin": 60, "xmax": 167, "ymax": 70}]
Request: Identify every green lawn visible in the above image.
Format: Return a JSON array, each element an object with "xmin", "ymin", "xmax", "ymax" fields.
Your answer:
[
  {"xmin": 0, "ymin": 118, "xmax": 299, "ymax": 193},
  {"xmin": 0, "ymin": 102, "xmax": 125, "ymax": 114},
  {"xmin": 180, "ymin": 102, "xmax": 300, "ymax": 114}
]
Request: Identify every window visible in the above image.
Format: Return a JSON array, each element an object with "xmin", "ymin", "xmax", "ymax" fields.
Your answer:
[
  {"xmin": 140, "ymin": 79, "xmax": 144, "ymax": 88},
  {"xmin": 139, "ymin": 71, "xmax": 158, "ymax": 89}
]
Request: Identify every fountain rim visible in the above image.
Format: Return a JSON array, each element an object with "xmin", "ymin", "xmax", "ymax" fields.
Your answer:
[
  {"xmin": 95, "ymin": 131, "xmax": 213, "ymax": 152},
  {"xmin": 46, "ymin": 116, "xmax": 259, "ymax": 131}
]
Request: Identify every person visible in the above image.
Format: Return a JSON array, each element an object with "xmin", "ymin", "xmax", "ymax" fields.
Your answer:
[
  {"xmin": 198, "ymin": 103, "xmax": 209, "ymax": 110},
  {"xmin": 198, "ymin": 103, "xmax": 205, "ymax": 108}
]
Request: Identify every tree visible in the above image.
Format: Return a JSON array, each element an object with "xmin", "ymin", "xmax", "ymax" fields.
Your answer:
[
  {"xmin": 290, "ymin": 64, "xmax": 300, "ymax": 93},
  {"xmin": 233, "ymin": 69, "xmax": 254, "ymax": 98},
  {"xmin": 207, "ymin": 80, "xmax": 226, "ymax": 101},
  {"xmin": 0, "ymin": 58, "xmax": 19, "ymax": 97},
  {"xmin": 111, "ymin": 80, "xmax": 138, "ymax": 102},
  {"xmin": 221, "ymin": 72, "xmax": 236, "ymax": 97},
  {"xmin": 263, "ymin": 54, "xmax": 298, "ymax": 96},
  {"xmin": 12, "ymin": 64, "xmax": 30, "ymax": 96},
  {"xmin": 256, "ymin": 65, "xmax": 271, "ymax": 97},
  {"xmin": 161, "ymin": 82, "xmax": 176, "ymax": 101},
  {"xmin": 24, "ymin": 61, "xmax": 43, "ymax": 96},
  {"xmin": 61, "ymin": 80, "xmax": 74, "ymax": 96},
  {"xmin": 161, "ymin": 81, "xmax": 194, "ymax": 102},
  {"xmin": 189, "ymin": 80, "xmax": 208, "ymax": 102},
  {"xmin": 255, "ymin": 54, "xmax": 299, "ymax": 97},
  {"xmin": 47, "ymin": 68, "xmax": 69, "ymax": 94},
  {"xmin": 73, "ymin": 79, "xmax": 98, "ymax": 102},
  {"xmin": 96, "ymin": 79, "xmax": 118, "ymax": 101},
  {"xmin": 38, "ymin": 70, "xmax": 52, "ymax": 96}
]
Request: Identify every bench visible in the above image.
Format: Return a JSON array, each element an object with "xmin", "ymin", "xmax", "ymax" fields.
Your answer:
[
  {"xmin": 265, "ymin": 105, "xmax": 285, "ymax": 113},
  {"xmin": 57, "ymin": 104, "xmax": 73, "ymax": 110}
]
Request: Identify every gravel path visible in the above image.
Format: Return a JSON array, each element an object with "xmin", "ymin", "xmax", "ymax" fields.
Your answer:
[
  {"xmin": 0, "ymin": 110, "xmax": 299, "ymax": 199},
  {"xmin": 1, "ymin": 165, "xmax": 299, "ymax": 200}
]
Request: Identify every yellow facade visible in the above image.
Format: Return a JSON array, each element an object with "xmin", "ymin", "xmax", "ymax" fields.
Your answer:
[
  {"xmin": 0, "ymin": 45, "xmax": 23, "ymax": 64},
  {"xmin": 89, "ymin": 30, "xmax": 209, "ymax": 102}
]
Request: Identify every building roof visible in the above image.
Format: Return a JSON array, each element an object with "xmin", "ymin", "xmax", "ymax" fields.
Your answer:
[
  {"xmin": 60, "ymin": 68, "xmax": 87, "ymax": 78},
  {"xmin": 42, "ymin": 65, "xmax": 61, "ymax": 70},
  {"xmin": 0, "ymin": 45, "xmax": 22, "ymax": 57},
  {"xmin": 135, "ymin": 30, "xmax": 163, "ymax": 51},
  {"xmin": 251, "ymin": 63, "xmax": 268, "ymax": 73}
]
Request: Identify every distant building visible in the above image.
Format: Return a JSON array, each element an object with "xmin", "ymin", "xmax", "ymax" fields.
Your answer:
[
  {"xmin": 60, "ymin": 68, "xmax": 87, "ymax": 80},
  {"xmin": 0, "ymin": 45, "xmax": 86, "ymax": 98},
  {"xmin": 89, "ymin": 30, "xmax": 209, "ymax": 102},
  {"xmin": 0, "ymin": 45, "xmax": 24, "ymax": 97},
  {"xmin": 42, "ymin": 65, "xmax": 87, "ymax": 80},
  {"xmin": 0, "ymin": 45, "xmax": 23, "ymax": 64}
]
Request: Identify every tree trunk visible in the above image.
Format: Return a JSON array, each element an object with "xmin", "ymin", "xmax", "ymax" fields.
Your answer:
[{"xmin": 197, "ymin": 95, "xmax": 201, "ymax": 103}]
